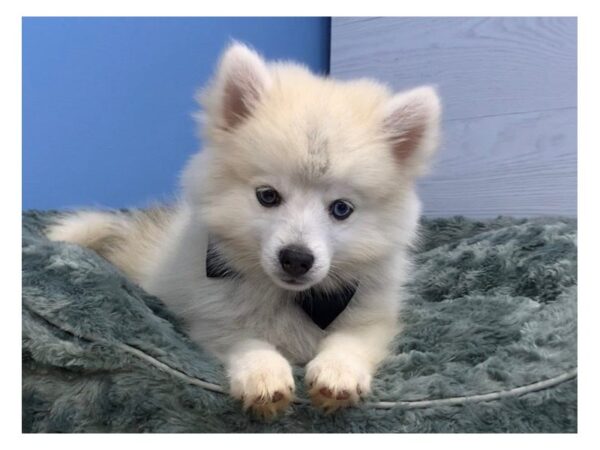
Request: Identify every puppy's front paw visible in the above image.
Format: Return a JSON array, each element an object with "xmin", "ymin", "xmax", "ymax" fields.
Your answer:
[
  {"xmin": 228, "ymin": 349, "xmax": 295, "ymax": 419},
  {"xmin": 305, "ymin": 353, "xmax": 372, "ymax": 413}
]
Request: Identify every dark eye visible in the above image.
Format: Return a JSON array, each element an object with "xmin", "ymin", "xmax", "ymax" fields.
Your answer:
[
  {"xmin": 329, "ymin": 199, "xmax": 354, "ymax": 220},
  {"xmin": 256, "ymin": 186, "xmax": 282, "ymax": 207}
]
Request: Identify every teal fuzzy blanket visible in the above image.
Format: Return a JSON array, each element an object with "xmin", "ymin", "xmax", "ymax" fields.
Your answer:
[{"xmin": 22, "ymin": 212, "xmax": 577, "ymax": 432}]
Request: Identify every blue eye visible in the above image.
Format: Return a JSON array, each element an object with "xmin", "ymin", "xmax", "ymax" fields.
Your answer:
[
  {"xmin": 256, "ymin": 186, "xmax": 281, "ymax": 207},
  {"xmin": 330, "ymin": 199, "xmax": 354, "ymax": 220}
]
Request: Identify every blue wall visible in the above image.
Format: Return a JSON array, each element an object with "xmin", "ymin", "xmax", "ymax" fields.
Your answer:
[{"xmin": 23, "ymin": 17, "xmax": 331, "ymax": 210}]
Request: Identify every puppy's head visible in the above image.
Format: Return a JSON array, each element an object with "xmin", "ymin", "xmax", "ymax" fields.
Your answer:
[{"xmin": 183, "ymin": 43, "xmax": 441, "ymax": 291}]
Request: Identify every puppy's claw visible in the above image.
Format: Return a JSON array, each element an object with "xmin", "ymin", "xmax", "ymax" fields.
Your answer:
[
  {"xmin": 336, "ymin": 390, "xmax": 350, "ymax": 400},
  {"xmin": 319, "ymin": 387, "xmax": 333, "ymax": 398},
  {"xmin": 241, "ymin": 390, "xmax": 294, "ymax": 419}
]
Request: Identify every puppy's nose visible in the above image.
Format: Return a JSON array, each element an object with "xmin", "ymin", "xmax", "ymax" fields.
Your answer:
[{"xmin": 279, "ymin": 245, "xmax": 314, "ymax": 277}]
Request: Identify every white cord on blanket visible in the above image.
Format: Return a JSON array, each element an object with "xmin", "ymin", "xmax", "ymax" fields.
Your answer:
[
  {"xmin": 115, "ymin": 341, "xmax": 577, "ymax": 410},
  {"xmin": 27, "ymin": 304, "xmax": 577, "ymax": 410}
]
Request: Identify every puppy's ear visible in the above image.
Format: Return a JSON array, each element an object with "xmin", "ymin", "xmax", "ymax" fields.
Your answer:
[
  {"xmin": 383, "ymin": 86, "xmax": 441, "ymax": 176},
  {"xmin": 209, "ymin": 42, "xmax": 272, "ymax": 130}
]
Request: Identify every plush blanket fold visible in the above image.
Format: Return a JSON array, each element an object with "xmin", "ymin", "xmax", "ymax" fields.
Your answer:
[{"xmin": 22, "ymin": 212, "xmax": 577, "ymax": 432}]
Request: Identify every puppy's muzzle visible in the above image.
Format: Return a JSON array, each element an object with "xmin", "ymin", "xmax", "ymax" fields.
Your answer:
[{"xmin": 278, "ymin": 245, "xmax": 314, "ymax": 277}]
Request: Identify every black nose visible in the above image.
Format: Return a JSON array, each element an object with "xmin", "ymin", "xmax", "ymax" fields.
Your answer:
[{"xmin": 279, "ymin": 245, "xmax": 314, "ymax": 277}]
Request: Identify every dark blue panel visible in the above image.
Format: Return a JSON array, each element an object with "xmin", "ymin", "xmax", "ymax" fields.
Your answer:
[{"xmin": 23, "ymin": 17, "xmax": 331, "ymax": 209}]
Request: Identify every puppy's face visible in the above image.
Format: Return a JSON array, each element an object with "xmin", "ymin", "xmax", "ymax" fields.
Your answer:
[{"xmin": 184, "ymin": 44, "xmax": 441, "ymax": 292}]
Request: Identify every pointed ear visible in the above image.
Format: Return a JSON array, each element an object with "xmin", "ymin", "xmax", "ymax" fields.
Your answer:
[
  {"xmin": 383, "ymin": 86, "xmax": 441, "ymax": 176},
  {"xmin": 204, "ymin": 43, "xmax": 272, "ymax": 130}
]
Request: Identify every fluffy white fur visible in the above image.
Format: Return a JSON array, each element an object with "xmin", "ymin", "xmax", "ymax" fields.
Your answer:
[{"xmin": 47, "ymin": 43, "xmax": 441, "ymax": 418}]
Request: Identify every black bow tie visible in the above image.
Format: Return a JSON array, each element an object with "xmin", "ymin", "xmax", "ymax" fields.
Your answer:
[{"xmin": 205, "ymin": 241, "xmax": 356, "ymax": 329}]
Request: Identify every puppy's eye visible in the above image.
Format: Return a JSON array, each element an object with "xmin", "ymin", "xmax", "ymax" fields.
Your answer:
[
  {"xmin": 329, "ymin": 199, "xmax": 354, "ymax": 220},
  {"xmin": 256, "ymin": 186, "xmax": 282, "ymax": 207}
]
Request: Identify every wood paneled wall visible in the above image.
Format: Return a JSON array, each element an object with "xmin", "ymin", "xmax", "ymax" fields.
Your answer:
[{"xmin": 331, "ymin": 17, "xmax": 577, "ymax": 217}]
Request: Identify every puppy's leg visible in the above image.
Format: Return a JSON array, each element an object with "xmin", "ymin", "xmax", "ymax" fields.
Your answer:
[
  {"xmin": 226, "ymin": 338, "xmax": 295, "ymax": 419},
  {"xmin": 305, "ymin": 310, "xmax": 398, "ymax": 413}
]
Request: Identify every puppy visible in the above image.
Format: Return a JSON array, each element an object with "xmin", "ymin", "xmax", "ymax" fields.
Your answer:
[{"xmin": 47, "ymin": 43, "xmax": 441, "ymax": 418}]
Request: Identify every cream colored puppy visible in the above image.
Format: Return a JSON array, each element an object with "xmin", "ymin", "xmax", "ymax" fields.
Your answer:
[{"xmin": 47, "ymin": 43, "xmax": 441, "ymax": 418}]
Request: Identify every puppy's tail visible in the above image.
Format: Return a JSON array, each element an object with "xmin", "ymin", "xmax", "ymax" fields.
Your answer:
[
  {"xmin": 47, "ymin": 211, "xmax": 129, "ymax": 254},
  {"xmin": 46, "ymin": 208, "xmax": 173, "ymax": 283}
]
